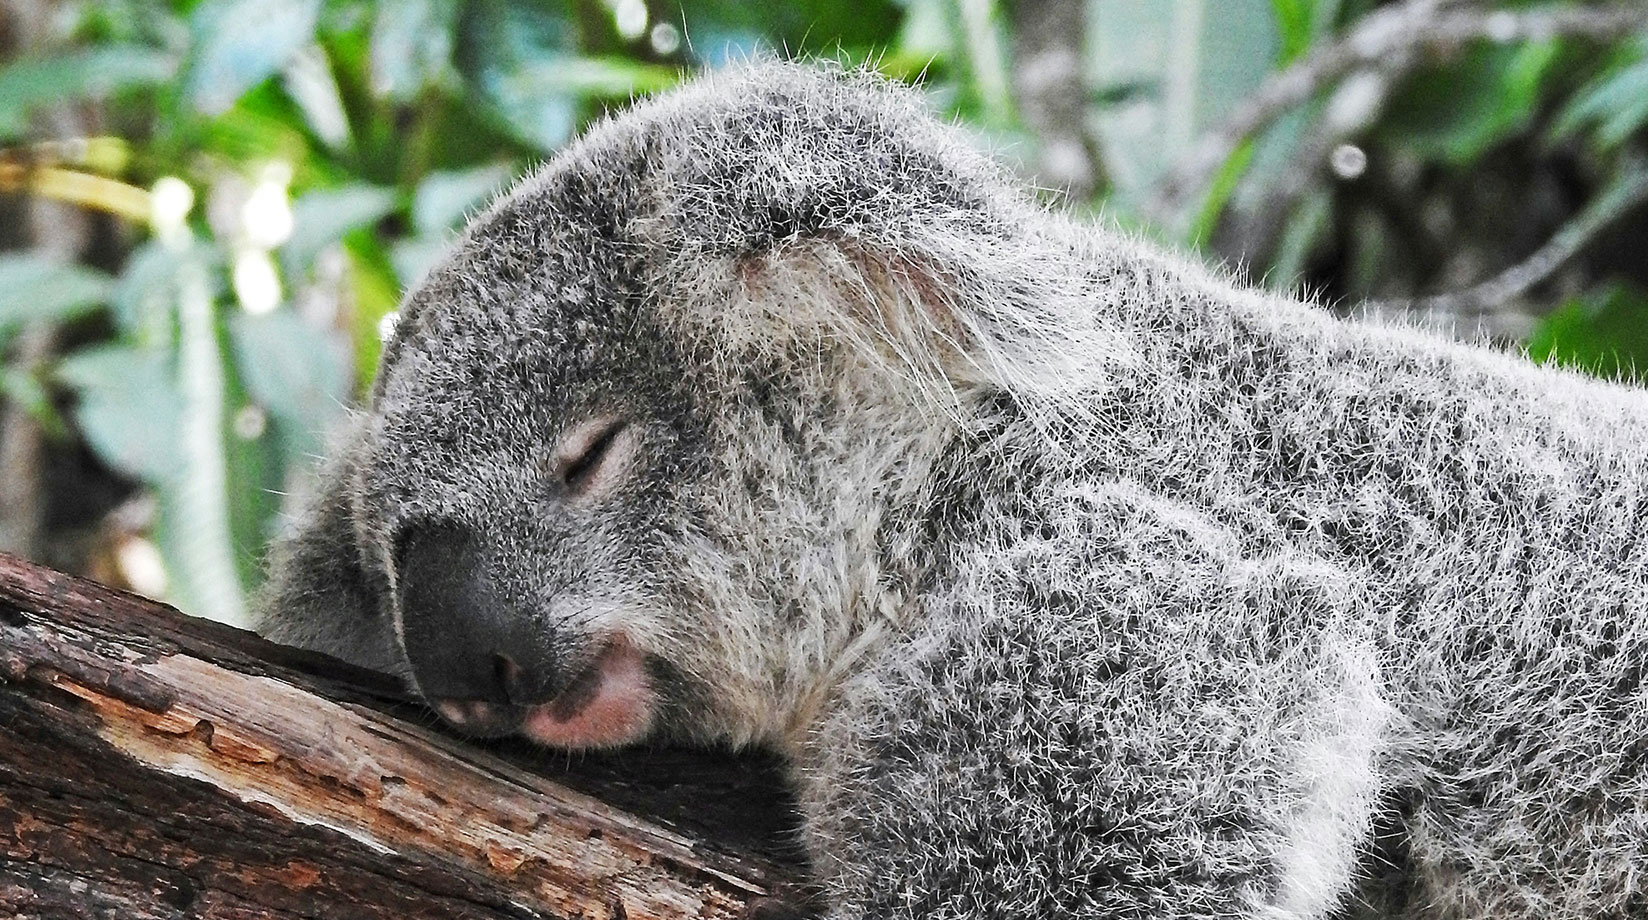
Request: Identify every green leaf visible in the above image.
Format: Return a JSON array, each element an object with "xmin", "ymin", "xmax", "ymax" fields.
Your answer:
[
  {"xmin": 110, "ymin": 242, "xmax": 188, "ymax": 342},
  {"xmin": 1268, "ymin": 0, "xmax": 1341, "ymax": 65},
  {"xmin": 370, "ymin": 0, "xmax": 460, "ymax": 100},
  {"xmin": 1089, "ymin": 0, "xmax": 1279, "ymax": 205},
  {"xmin": 1269, "ymin": 0, "xmax": 1313, "ymax": 64},
  {"xmin": 55, "ymin": 345, "xmax": 185, "ymax": 483},
  {"xmin": 1553, "ymin": 52, "xmax": 1648, "ymax": 151},
  {"xmin": 1268, "ymin": 189, "xmax": 1331, "ymax": 293},
  {"xmin": 1382, "ymin": 41, "xmax": 1559, "ymax": 165},
  {"xmin": 344, "ymin": 239, "xmax": 402, "ymax": 392},
  {"xmin": 0, "ymin": 365, "xmax": 69, "ymax": 440},
  {"xmin": 283, "ymin": 184, "xmax": 399, "ymax": 274},
  {"xmin": 456, "ymin": 0, "xmax": 578, "ymax": 150},
  {"xmin": 227, "ymin": 311, "xmax": 349, "ymax": 437},
  {"xmin": 0, "ymin": 255, "xmax": 115, "ymax": 330},
  {"xmin": 282, "ymin": 44, "xmax": 352, "ymax": 149},
  {"xmin": 1527, "ymin": 284, "xmax": 1648, "ymax": 383},
  {"xmin": 194, "ymin": 84, "xmax": 318, "ymax": 164},
  {"xmin": 412, "ymin": 164, "xmax": 514, "ymax": 235},
  {"xmin": 1188, "ymin": 139, "xmax": 1255, "ymax": 248},
  {"xmin": 0, "ymin": 46, "xmax": 176, "ymax": 138},
  {"xmin": 499, "ymin": 55, "xmax": 679, "ymax": 100},
  {"xmin": 895, "ymin": 0, "xmax": 952, "ymax": 63},
  {"xmin": 184, "ymin": 0, "xmax": 323, "ymax": 115},
  {"xmin": 390, "ymin": 235, "xmax": 450, "ymax": 289},
  {"xmin": 678, "ymin": 0, "xmax": 904, "ymax": 56}
]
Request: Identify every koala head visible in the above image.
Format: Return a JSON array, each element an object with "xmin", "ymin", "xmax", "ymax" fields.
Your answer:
[{"xmin": 263, "ymin": 62, "xmax": 1121, "ymax": 752}]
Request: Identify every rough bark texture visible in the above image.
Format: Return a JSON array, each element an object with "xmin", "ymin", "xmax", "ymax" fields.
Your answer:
[{"xmin": 0, "ymin": 552, "xmax": 810, "ymax": 920}]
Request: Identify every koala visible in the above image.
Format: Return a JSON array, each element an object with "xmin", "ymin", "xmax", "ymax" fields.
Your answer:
[{"xmin": 258, "ymin": 62, "xmax": 1648, "ymax": 920}]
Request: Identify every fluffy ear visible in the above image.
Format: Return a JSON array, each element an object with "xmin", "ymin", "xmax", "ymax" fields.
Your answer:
[
  {"xmin": 671, "ymin": 222, "xmax": 1137, "ymax": 418},
  {"xmin": 629, "ymin": 64, "xmax": 1136, "ymax": 411},
  {"xmin": 256, "ymin": 426, "xmax": 403, "ymax": 677}
]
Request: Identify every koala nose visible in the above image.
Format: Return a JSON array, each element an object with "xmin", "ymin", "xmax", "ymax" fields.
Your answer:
[{"xmin": 394, "ymin": 523, "xmax": 558, "ymax": 711}]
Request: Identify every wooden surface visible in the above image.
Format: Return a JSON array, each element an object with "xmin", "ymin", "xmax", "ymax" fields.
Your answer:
[{"xmin": 0, "ymin": 553, "xmax": 810, "ymax": 919}]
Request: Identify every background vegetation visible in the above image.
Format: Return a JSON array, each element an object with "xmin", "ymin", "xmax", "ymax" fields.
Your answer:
[{"xmin": 2, "ymin": 0, "xmax": 1645, "ymax": 624}]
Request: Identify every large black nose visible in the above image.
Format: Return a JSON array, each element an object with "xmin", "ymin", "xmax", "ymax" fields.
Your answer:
[{"xmin": 394, "ymin": 523, "xmax": 558, "ymax": 709}]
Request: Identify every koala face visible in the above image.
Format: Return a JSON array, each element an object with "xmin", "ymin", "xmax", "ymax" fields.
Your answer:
[
  {"xmin": 354, "ymin": 182, "xmax": 719, "ymax": 750},
  {"xmin": 263, "ymin": 64, "xmax": 1053, "ymax": 752}
]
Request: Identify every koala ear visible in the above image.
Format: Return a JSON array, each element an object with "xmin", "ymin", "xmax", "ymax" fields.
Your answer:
[
  {"xmin": 681, "ymin": 222, "xmax": 1136, "ymax": 414},
  {"xmin": 256, "ymin": 426, "xmax": 404, "ymax": 677},
  {"xmin": 634, "ymin": 65, "xmax": 1135, "ymax": 408}
]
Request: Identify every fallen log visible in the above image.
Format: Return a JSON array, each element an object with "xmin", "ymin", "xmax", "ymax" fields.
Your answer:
[{"xmin": 0, "ymin": 552, "xmax": 810, "ymax": 919}]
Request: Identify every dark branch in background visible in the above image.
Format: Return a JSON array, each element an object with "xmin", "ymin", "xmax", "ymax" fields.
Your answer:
[
  {"xmin": 0, "ymin": 0, "xmax": 89, "ymax": 564},
  {"xmin": 1147, "ymin": 0, "xmax": 1648, "ymax": 228},
  {"xmin": 1008, "ymin": 0, "xmax": 1106, "ymax": 202},
  {"xmin": 1359, "ymin": 157, "xmax": 1648, "ymax": 334}
]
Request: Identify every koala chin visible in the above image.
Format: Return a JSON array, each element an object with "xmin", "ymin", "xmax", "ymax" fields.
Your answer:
[{"xmin": 260, "ymin": 62, "xmax": 1648, "ymax": 919}]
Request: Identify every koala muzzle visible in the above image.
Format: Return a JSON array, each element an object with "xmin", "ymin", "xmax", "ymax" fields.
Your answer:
[{"xmin": 394, "ymin": 522, "xmax": 559, "ymax": 734}]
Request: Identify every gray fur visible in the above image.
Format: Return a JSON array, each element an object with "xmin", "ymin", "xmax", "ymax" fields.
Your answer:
[{"xmin": 258, "ymin": 62, "xmax": 1648, "ymax": 919}]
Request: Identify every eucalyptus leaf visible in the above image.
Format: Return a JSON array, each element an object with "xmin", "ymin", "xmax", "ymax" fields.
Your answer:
[
  {"xmin": 1089, "ymin": 0, "xmax": 1277, "ymax": 203},
  {"xmin": 1269, "ymin": 0, "xmax": 1313, "ymax": 63},
  {"xmin": 1381, "ymin": 42, "xmax": 1558, "ymax": 165},
  {"xmin": 678, "ymin": 0, "xmax": 903, "ymax": 55},
  {"xmin": 390, "ymin": 235, "xmax": 452, "ymax": 289},
  {"xmin": 110, "ymin": 242, "xmax": 187, "ymax": 341},
  {"xmin": 456, "ymin": 0, "xmax": 577, "ymax": 150},
  {"xmin": 284, "ymin": 184, "xmax": 400, "ymax": 275},
  {"xmin": 499, "ymin": 56, "xmax": 679, "ymax": 101},
  {"xmin": 185, "ymin": 0, "xmax": 323, "ymax": 115},
  {"xmin": 227, "ymin": 311, "xmax": 350, "ymax": 437},
  {"xmin": 1552, "ymin": 54, "xmax": 1648, "ymax": 151},
  {"xmin": 0, "ymin": 365, "xmax": 68, "ymax": 440},
  {"xmin": 1527, "ymin": 284, "xmax": 1648, "ymax": 383},
  {"xmin": 282, "ymin": 44, "xmax": 353, "ymax": 149},
  {"xmin": 0, "ymin": 46, "xmax": 176, "ymax": 138},
  {"xmin": 0, "ymin": 255, "xmax": 115, "ymax": 330},
  {"xmin": 55, "ymin": 345, "xmax": 185, "ymax": 483},
  {"xmin": 896, "ymin": 0, "xmax": 952, "ymax": 61},
  {"xmin": 412, "ymin": 164, "xmax": 514, "ymax": 235},
  {"xmin": 371, "ymin": 0, "xmax": 461, "ymax": 100}
]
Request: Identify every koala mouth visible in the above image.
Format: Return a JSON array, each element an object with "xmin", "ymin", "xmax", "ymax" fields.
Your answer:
[
  {"xmin": 431, "ymin": 637, "xmax": 657, "ymax": 750},
  {"xmin": 518, "ymin": 637, "xmax": 656, "ymax": 749}
]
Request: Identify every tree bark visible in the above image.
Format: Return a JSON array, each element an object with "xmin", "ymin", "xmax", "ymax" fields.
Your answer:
[{"xmin": 0, "ymin": 552, "xmax": 811, "ymax": 919}]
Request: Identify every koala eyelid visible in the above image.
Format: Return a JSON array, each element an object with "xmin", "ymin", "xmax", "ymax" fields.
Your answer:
[{"xmin": 556, "ymin": 417, "xmax": 631, "ymax": 496}]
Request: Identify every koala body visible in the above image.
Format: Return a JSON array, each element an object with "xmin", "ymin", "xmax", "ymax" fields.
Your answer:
[{"xmin": 259, "ymin": 63, "xmax": 1648, "ymax": 920}]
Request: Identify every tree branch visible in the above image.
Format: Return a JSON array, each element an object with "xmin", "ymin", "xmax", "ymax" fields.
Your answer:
[
  {"xmin": 1147, "ymin": 0, "xmax": 1648, "ymax": 228},
  {"xmin": 0, "ymin": 552, "xmax": 810, "ymax": 919},
  {"xmin": 1009, "ymin": 0, "xmax": 1106, "ymax": 202},
  {"xmin": 1358, "ymin": 157, "xmax": 1648, "ymax": 328}
]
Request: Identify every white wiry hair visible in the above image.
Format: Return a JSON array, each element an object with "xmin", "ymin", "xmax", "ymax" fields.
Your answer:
[{"xmin": 260, "ymin": 62, "xmax": 1648, "ymax": 920}]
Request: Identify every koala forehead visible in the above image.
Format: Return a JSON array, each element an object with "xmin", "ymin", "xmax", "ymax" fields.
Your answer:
[
  {"xmin": 361, "ymin": 61, "xmax": 1010, "ymax": 509},
  {"xmin": 360, "ymin": 173, "xmax": 711, "ymax": 529},
  {"xmin": 384, "ymin": 158, "xmax": 658, "ymax": 393}
]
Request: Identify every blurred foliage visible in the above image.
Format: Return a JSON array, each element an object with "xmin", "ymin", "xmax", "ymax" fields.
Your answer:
[{"xmin": 0, "ymin": 0, "xmax": 1645, "ymax": 622}]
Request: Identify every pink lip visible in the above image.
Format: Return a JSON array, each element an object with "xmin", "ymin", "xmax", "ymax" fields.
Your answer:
[{"xmin": 520, "ymin": 638, "xmax": 655, "ymax": 750}]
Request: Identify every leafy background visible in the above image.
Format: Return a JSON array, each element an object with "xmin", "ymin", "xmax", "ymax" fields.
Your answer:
[{"xmin": 1, "ymin": 0, "xmax": 1645, "ymax": 625}]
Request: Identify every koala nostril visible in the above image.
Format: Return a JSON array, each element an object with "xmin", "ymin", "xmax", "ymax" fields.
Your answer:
[
  {"xmin": 494, "ymin": 653, "xmax": 524, "ymax": 703},
  {"xmin": 433, "ymin": 699, "xmax": 509, "ymax": 735},
  {"xmin": 436, "ymin": 700, "xmax": 465, "ymax": 725},
  {"xmin": 437, "ymin": 700, "xmax": 488, "ymax": 726}
]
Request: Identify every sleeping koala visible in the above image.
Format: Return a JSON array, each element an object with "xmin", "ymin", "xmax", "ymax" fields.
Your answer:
[{"xmin": 259, "ymin": 62, "xmax": 1648, "ymax": 919}]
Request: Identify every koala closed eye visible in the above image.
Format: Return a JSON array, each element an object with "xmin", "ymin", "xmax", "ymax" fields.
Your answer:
[{"xmin": 554, "ymin": 417, "xmax": 633, "ymax": 498}]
